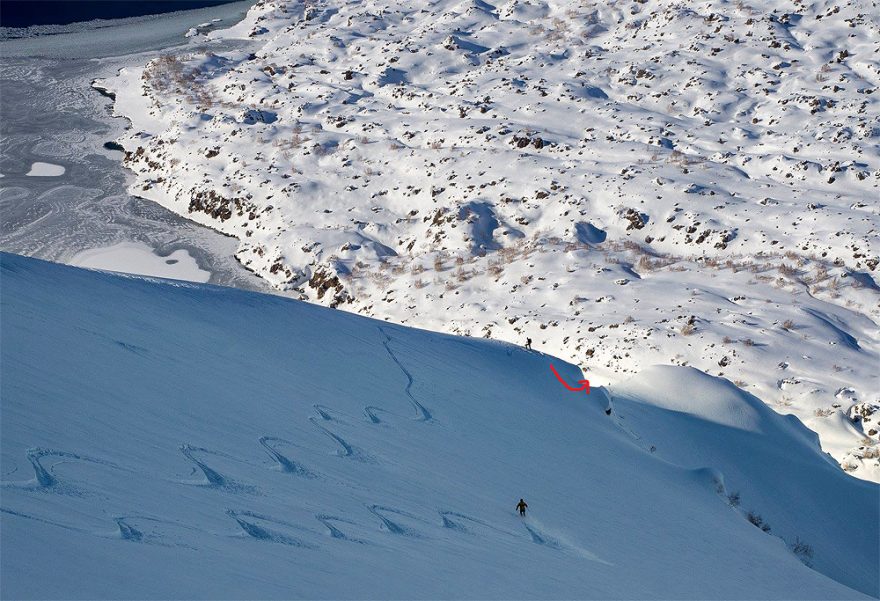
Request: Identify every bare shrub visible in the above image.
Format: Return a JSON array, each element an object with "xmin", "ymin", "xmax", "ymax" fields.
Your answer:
[
  {"xmin": 790, "ymin": 538, "xmax": 814, "ymax": 565},
  {"xmin": 498, "ymin": 246, "xmax": 519, "ymax": 263},
  {"xmin": 143, "ymin": 53, "xmax": 214, "ymax": 108},
  {"xmin": 747, "ymin": 511, "xmax": 771, "ymax": 533},
  {"xmin": 455, "ymin": 266, "xmax": 472, "ymax": 282},
  {"xmin": 782, "ymin": 319, "xmax": 795, "ymax": 330},
  {"xmin": 778, "ymin": 263, "xmax": 799, "ymax": 277}
]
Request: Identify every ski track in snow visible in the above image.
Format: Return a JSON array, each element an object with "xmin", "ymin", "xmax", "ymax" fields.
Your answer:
[
  {"xmin": 257, "ymin": 436, "xmax": 317, "ymax": 478},
  {"xmin": 523, "ymin": 518, "xmax": 613, "ymax": 565},
  {"xmin": 178, "ymin": 444, "xmax": 259, "ymax": 493},
  {"xmin": 178, "ymin": 444, "xmax": 229, "ymax": 487},
  {"xmin": 363, "ymin": 405, "xmax": 386, "ymax": 424},
  {"xmin": 523, "ymin": 522, "xmax": 564, "ymax": 549},
  {"xmin": 439, "ymin": 510, "xmax": 518, "ymax": 538},
  {"xmin": 313, "ymin": 403, "xmax": 345, "ymax": 422},
  {"xmin": 0, "ymin": 506, "xmax": 90, "ymax": 533},
  {"xmin": 0, "ymin": 447, "xmax": 124, "ymax": 493},
  {"xmin": 112, "ymin": 515, "xmax": 202, "ymax": 549},
  {"xmin": 226, "ymin": 509, "xmax": 317, "ymax": 548},
  {"xmin": 367, "ymin": 504, "xmax": 427, "ymax": 538},
  {"xmin": 315, "ymin": 514, "xmax": 367, "ymax": 543},
  {"xmin": 114, "ymin": 516, "xmax": 145, "ymax": 542},
  {"xmin": 307, "ymin": 416, "xmax": 374, "ymax": 463},
  {"xmin": 377, "ymin": 326, "xmax": 433, "ymax": 422}
]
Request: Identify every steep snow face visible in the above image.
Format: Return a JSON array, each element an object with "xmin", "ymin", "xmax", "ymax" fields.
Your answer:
[
  {"xmin": 101, "ymin": 0, "xmax": 880, "ymax": 480},
  {"xmin": 609, "ymin": 366, "xmax": 879, "ymax": 597},
  {"xmin": 1, "ymin": 253, "xmax": 877, "ymax": 599}
]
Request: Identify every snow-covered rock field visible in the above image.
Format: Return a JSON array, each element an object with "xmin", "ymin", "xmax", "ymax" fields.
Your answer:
[
  {"xmin": 100, "ymin": 0, "xmax": 880, "ymax": 479},
  {"xmin": 2, "ymin": 252, "xmax": 877, "ymax": 598}
]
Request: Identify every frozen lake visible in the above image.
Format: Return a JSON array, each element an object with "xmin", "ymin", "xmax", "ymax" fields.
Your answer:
[{"xmin": 0, "ymin": 1, "xmax": 269, "ymax": 288}]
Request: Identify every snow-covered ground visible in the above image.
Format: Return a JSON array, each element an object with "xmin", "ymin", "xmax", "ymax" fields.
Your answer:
[
  {"xmin": 1, "ymin": 252, "xmax": 877, "ymax": 599},
  {"xmin": 70, "ymin": 241, "xmax": 211, "ymax": 282},
  {"xmin": 101, "ymin": 0, "xmax": 880, "ymax": 480}
]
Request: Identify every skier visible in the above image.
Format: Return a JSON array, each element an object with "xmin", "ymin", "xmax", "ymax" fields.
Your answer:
[
  {"xmin": 525, "ymin": 338, "xmax": 532, "ymax": 350},
  {"xmin": 516, "ymin": 498, "xmax": 528, "ymax": 517}
]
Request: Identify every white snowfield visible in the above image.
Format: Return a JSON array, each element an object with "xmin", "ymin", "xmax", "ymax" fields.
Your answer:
[
  {"xmin": 100, "ymin": 0, "xmax": 880, "ymax": 480},
  {"xmin": 1, "ymin": 253, "xmax": 877, "ymax": 599}
]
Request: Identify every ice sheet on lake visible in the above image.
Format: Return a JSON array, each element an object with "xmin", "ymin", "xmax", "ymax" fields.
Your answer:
[{"xmin": 25, "ymin": 161, "xmax": 65, "ymax": 176}]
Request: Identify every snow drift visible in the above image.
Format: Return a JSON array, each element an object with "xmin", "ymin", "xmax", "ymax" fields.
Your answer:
[{"xmin": 1, "ymin": 252, "xmax": 877, "ymax": 599}]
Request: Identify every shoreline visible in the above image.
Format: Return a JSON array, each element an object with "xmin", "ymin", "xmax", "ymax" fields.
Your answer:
[
  {"xmin": 0, "ymin": 0, "xmax": 245, "ymax": 29},
  {"xmin": 0, "ymin": 0, "xmax": 266, "ymax": 290},
  {"xmin": 0, "ymin": 0, "xmax": 255, "ymax": 59}
]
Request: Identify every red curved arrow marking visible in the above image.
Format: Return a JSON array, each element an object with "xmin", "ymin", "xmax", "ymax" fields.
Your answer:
[{"xmin": 550, "ymin": 364, "xmax": 590, "ymax": 394}]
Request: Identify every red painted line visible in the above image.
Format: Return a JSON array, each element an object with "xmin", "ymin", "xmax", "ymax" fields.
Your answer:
[{"xmin": 550, "ymin": 363, "xmax": 590, "ymax": 394}]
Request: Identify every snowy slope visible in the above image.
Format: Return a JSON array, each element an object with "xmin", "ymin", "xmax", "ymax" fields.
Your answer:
[
  {"xmin": 99, "ymin": 0, "xmax": 880, "ymax": 480},
  {"xmin": 1, "ymin": 253, "xmax": 877, "ymax": 599}
]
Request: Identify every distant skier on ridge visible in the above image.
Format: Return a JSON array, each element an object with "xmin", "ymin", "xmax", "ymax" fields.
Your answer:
[
  {"xmin": 525, "ymin": 338, "xmax": 532, "ymax": 350},
  {"xmin": 516, "ymin": 498, "xmax": 528, "ymax": 517}
]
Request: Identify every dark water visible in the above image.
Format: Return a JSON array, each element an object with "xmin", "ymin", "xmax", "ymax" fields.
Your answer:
[{"xmin": 0, "ymin": 0, "xmax": 243, "ymax": 27}]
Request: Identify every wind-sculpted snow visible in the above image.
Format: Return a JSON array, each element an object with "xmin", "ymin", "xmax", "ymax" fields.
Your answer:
[
  {"xmin": 1, "ymin": 253, "xmax": 877, "ymax": 599},
  {"xmin": 101, "ymin": 0, "xmax": 880, "ymax": 480}
]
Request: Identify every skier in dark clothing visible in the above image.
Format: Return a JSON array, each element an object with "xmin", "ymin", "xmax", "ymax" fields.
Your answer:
[
  {"xmin": 525, "ymin": 338, "xmax": 532, "ymax": 350},
  {"xmin": 516, "ymin": 498, "xmax": 528, "ymax": 516}
]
